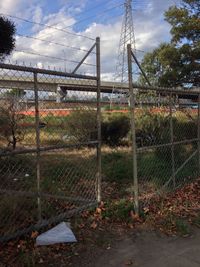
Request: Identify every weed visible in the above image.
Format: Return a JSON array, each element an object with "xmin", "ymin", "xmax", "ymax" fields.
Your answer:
[
  {"xmin": 18, "ymin": 251, "xmax": 36, "ymax": 267},
  {"xmin": 102, "ymin": 151, "xmax": 132, "ymax": 183},
  {"xmin": 102, "ymin": 199, "xmax": 135, "ymax": 222},
  {"xmin": 175, "ymin": 218, "xmax": 191, "ymax": 236},
  {"xmin": 192, "ymin": 214, "xmax": 200, "ymax": 228}
]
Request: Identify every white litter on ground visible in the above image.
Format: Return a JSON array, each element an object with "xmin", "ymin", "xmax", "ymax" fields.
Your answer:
[{"xmin": 36, "ymin": 222, "xmax": 77, "ymax": 246}]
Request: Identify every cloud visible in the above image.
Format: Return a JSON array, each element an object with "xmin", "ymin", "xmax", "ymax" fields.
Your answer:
[
  {"xmin": 0, "ymin": 0, "xmax": 39, "ymax": 16},
  {"xmin": 8, "ymin": 0, "xmax": 180, "ymax": 80},
  {"xmin": 0, "ymin": 0, "xmax": 21, "ymax": 14},
  {"xmin": 32, "ymin": 6, "xmax": 43, "ymax": 32}
]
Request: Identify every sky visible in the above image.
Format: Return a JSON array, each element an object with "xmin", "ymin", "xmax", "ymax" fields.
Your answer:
[{"xmin": 0, "ymin": 0, "xmax": 181, "ymax": 81}]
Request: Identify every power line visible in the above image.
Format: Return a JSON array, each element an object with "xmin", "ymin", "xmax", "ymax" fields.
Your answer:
[
  {"xmin": 16, "ymin": 33, "xmax": 96, "ymax": 54},
  {"xmin": 0, "ymin": 12, "xmax": 95, "ymax": 41},
  {"xmin": 39, "ymin": 1, "xmax": 147, "ymax": 41},
  {"xmin": 63, "ymin": 3, "xmax": 124, "ymax": 30},
  {"xmin": 14, "ymin": 49, "xmax": 95, "ymax": 67},
  {"xmin": 44, "ymin": 0, "xmax": 147, "ymax": 31},
  {"xmin": 42, "ymin": 0, "xmax": 123, "ymax": 29},
  {"xmin": 39, "ymin": 2, "xmax": 124, "ymax": 39}
]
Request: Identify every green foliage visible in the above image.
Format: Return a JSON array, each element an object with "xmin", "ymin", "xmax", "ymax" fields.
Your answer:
[
  {"xmin": 137, "ymin": 151, "xmax": 172, "ymax": 186},
  {"xmin": 102, "ymin": 113, "xmax": 130, "ymax": 146},
  {"xmin": 63, "ymin": 110, "xmax": 97, "ymax": 143},
  {"xmin": 140, "ymin": 0, "xmax": 200, "ymax": 87},
  {"xmin": 139, "ymin": 43, "xmax": 180, "ymax": 86},
  {"xmin": 135, "ymin": 110, "xmax": 170, "ymax": 145},
  {"xmin": 135, "ymin": 109, "xmax": 197, "ymax": 146},
  {"xmin": 175, "ymin": 218, "xmax": 191, "ymax": 236},
  {"xmin": 102, "ymin": 151, "xmax": 132, "ymax": 182},
  {"xmin": 192, "ymin": 213, "xmax": 200, "ymax": 227},
  {"xmin": 173, "ymin": 120, "xmax": 197, "ymax": 141},
  {"xmin": 5, "ymin": 88, "xmax": 26, "ymax": 97},
  {"xmin": 101, "ymin": 110, "xmax": 197, "ymax": 186},
  {"xmin": 102, "ymin": 199, "xmax": 134, "ymax": 222},
  {"xmin": 64, "ymin": 110, "xmax": 133, "ymax": 148},
  {"xmin": 165, "ymin": 0, "xmax": 200, "ymax": 44},
  {"xmin": 0, "ymin": 16, "xmax": 16, "ymax": 61}
]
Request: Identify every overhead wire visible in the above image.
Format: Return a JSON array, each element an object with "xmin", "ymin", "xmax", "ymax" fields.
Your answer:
[
  {"xmin": 13, "ymin": 49, "xmax": 95, "ymax": 67},
  {"xmin": 62, "ymin": 3, "xmax": 124, "ymax": 30},
  {"xmin": 38, "ymin": 2, "xmax": 124, "ymax": 39},
  {"xmin": 16, "ymin": 33, "xmax": 96, "ymax": 54},
  {"xmin": 38, "ymin": 1, "xmax": 147, "ymax": 41},
  {"xmin": 0, "ymin": 12, "xmax": 95, "ymax": 41},
  {"xmin": 2, "ymin": 1, "xmax": 148, "ymax": 70},
  {"xmin": 42, "ymin": 0, "xmax": 124, "ymax": 29}
]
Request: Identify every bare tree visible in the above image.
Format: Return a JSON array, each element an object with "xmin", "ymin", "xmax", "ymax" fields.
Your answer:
[{"xmin": 0, "ymin": 90, "xmax": 25, "ymax": 150}]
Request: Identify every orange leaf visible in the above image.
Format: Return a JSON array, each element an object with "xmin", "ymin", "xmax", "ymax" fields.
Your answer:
[
  {"xmin": 96, "ymin": 207, "xmax": 102, "ymax": 214},
  {"xmin": 31, "ymin": 231, "xmax": 39, "ymax": 239},
  {"xmin": 90, "ymin": 221, "xmax": 97, "ymax": 229}
]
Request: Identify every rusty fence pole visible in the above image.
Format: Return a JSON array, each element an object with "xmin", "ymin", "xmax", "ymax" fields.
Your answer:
[
  {"xmin": 96, "ymin": 37, "xmax": 102, "ymax": 202},
  {"xmin": 127, "ymin": 44, "xmax": 139, "ymax": 215},
  {"xmin": 198, "ymin": 94, "xmax": 200, "ymax": 176},
  {"xmin": 33, "ymin": 72, "xmax": 42, "ymax": 221},
  {"xmin": 169, "ymin": 93, "xmax": 175, "ymax": 188}
]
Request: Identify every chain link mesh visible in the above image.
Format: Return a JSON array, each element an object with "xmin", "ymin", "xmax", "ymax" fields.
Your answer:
[
  {"xmin": 102, "ymin": 83, "xmax": 199, "ymax": 207},
  {"xmin": 135, "ymin": 88, "xmax": 199, "ymax": 201},
  {"xmin": 0, "ymin": 63, "xmax": 99, "ymax": 242}
]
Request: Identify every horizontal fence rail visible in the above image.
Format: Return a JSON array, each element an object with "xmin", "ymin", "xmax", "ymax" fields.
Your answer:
[
  {"xmin": 127, "ymin": 44, "xmax": 200, "ymax": 212},
  {"xmin": 0, "ymin": 37, "xmax": 102, "ymax": 242}
]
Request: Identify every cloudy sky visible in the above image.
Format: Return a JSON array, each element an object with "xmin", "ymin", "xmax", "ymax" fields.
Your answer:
[{"xmin": 0, "ymin": 0, "xmax": 181, "ymax": 80}]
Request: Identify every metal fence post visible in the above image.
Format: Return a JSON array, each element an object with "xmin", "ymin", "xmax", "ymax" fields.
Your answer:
[
  {"xmin": 198, "ymin": 94, "xmax": 200, "ymax": 176},
  {"xmin": 169, "ymin": 93, "xmax": 175, "ymax": 188},
  {"xmin": 96, "ymin": 37, "xmax": 102, "ymax": 202},
  {"xmin": 127, "ymin": 44, "xmax": 139, "ymax": 215},
  {"xmin": 33, "ymin": 72, "xmax": 42, "ymax": 221}
]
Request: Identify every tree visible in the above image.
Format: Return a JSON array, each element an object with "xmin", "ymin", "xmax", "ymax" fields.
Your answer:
[
  {"xmin": 0, "ymin": 91, "xmax": 25, "ymax": 150},
  {"xmin": 140, "ymin": 0, "xmax": 200, "ymax": 87},
  {"xmin": 0, "ymin": 16, "xmax": 16, "ymax": 61},
  {"xmin": 6, "ymin": 88, "xmax": 26, "ymax": 98}
]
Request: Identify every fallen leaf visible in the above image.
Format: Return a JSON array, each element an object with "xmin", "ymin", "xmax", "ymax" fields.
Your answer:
[
  {"xmin": 96, "ymin": 207, "xmax": 102, "ymax": 214},
  {"xmin": 31, "ymin": 231, "xmax": 39, "ymax": 239},
  {"xmin": 124, "ymin": 259, "xmax": 134, "ymax": 265},
  {"xmin": 90, "ymin": 221, "xmax": 97, "ymax": 229}
]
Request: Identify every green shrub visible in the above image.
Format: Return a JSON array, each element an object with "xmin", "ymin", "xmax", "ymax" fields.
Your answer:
[
  {"xmin": 175, "ymin": 218, "xmax": 191, "ymax": 236},
  {"xmin": 135, "ymin": 110, "xmax": 170, "ymax": 144},
  {"xmin": 63, "ymin": 110, "xmax": 97, "ymax": 142},
  {"xmin": 102, "ymin": 114, "xmax": 130, "ymax": 146},
  {"xmin": 102, "ymin": 151, "xmax": 132, "ymax": 182},
  {"xmin": 192, "ymin": 213, "xmax": 200, "ymax": 227},
  {"xmin": 173, "ymin": 120, "xmax": 197, "ymax": 141},
  {"xmin": 102, "ymin": 199, "xmax": 134, "ymax": 222}
]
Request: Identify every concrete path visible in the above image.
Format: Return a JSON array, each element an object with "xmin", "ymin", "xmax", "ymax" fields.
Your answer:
[{"xmin": 75, "ymin": 229, "xmax": 200, "ymax": 267}]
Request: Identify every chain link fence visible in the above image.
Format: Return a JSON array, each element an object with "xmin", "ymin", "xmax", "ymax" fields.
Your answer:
[
  {"xmin": 127, "ymin": 44, "xmax": 200, "ymax": 212},
  {"xmin": 0, "ymin": 38, "xmax": 101, "ymax": 242},
  {"xmin": 135, "ymin": 88, "xmax": 199, "ymax": 196},
  {"xmin": 0, "ymin": 40, "xmax": 199, "ymax": 241}
]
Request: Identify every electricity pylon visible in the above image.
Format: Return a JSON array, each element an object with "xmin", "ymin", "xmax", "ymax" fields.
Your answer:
[{"xmin": 111, "ymin": 0, "xmax": 136, "ymax": 108}]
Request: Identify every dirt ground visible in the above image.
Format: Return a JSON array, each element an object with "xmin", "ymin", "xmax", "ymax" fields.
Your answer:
[{"xmin": 71, "ymin": 228, "xmax": 200, "ymax": 267}]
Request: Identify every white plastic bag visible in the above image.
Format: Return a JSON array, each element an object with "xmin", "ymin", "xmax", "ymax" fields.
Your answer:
[{"xmin": 36, "ymin": 222, "xmax": 77, "ymax": 246}]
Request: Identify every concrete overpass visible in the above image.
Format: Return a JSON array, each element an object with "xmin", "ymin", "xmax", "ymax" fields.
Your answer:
[
  {"xmin": 0, "ymin": 64, "xmax": 199, "ymax": 99},
  {"xmin": 0, "ymin": 75, "xmax": 129, "ymax": 93}
]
